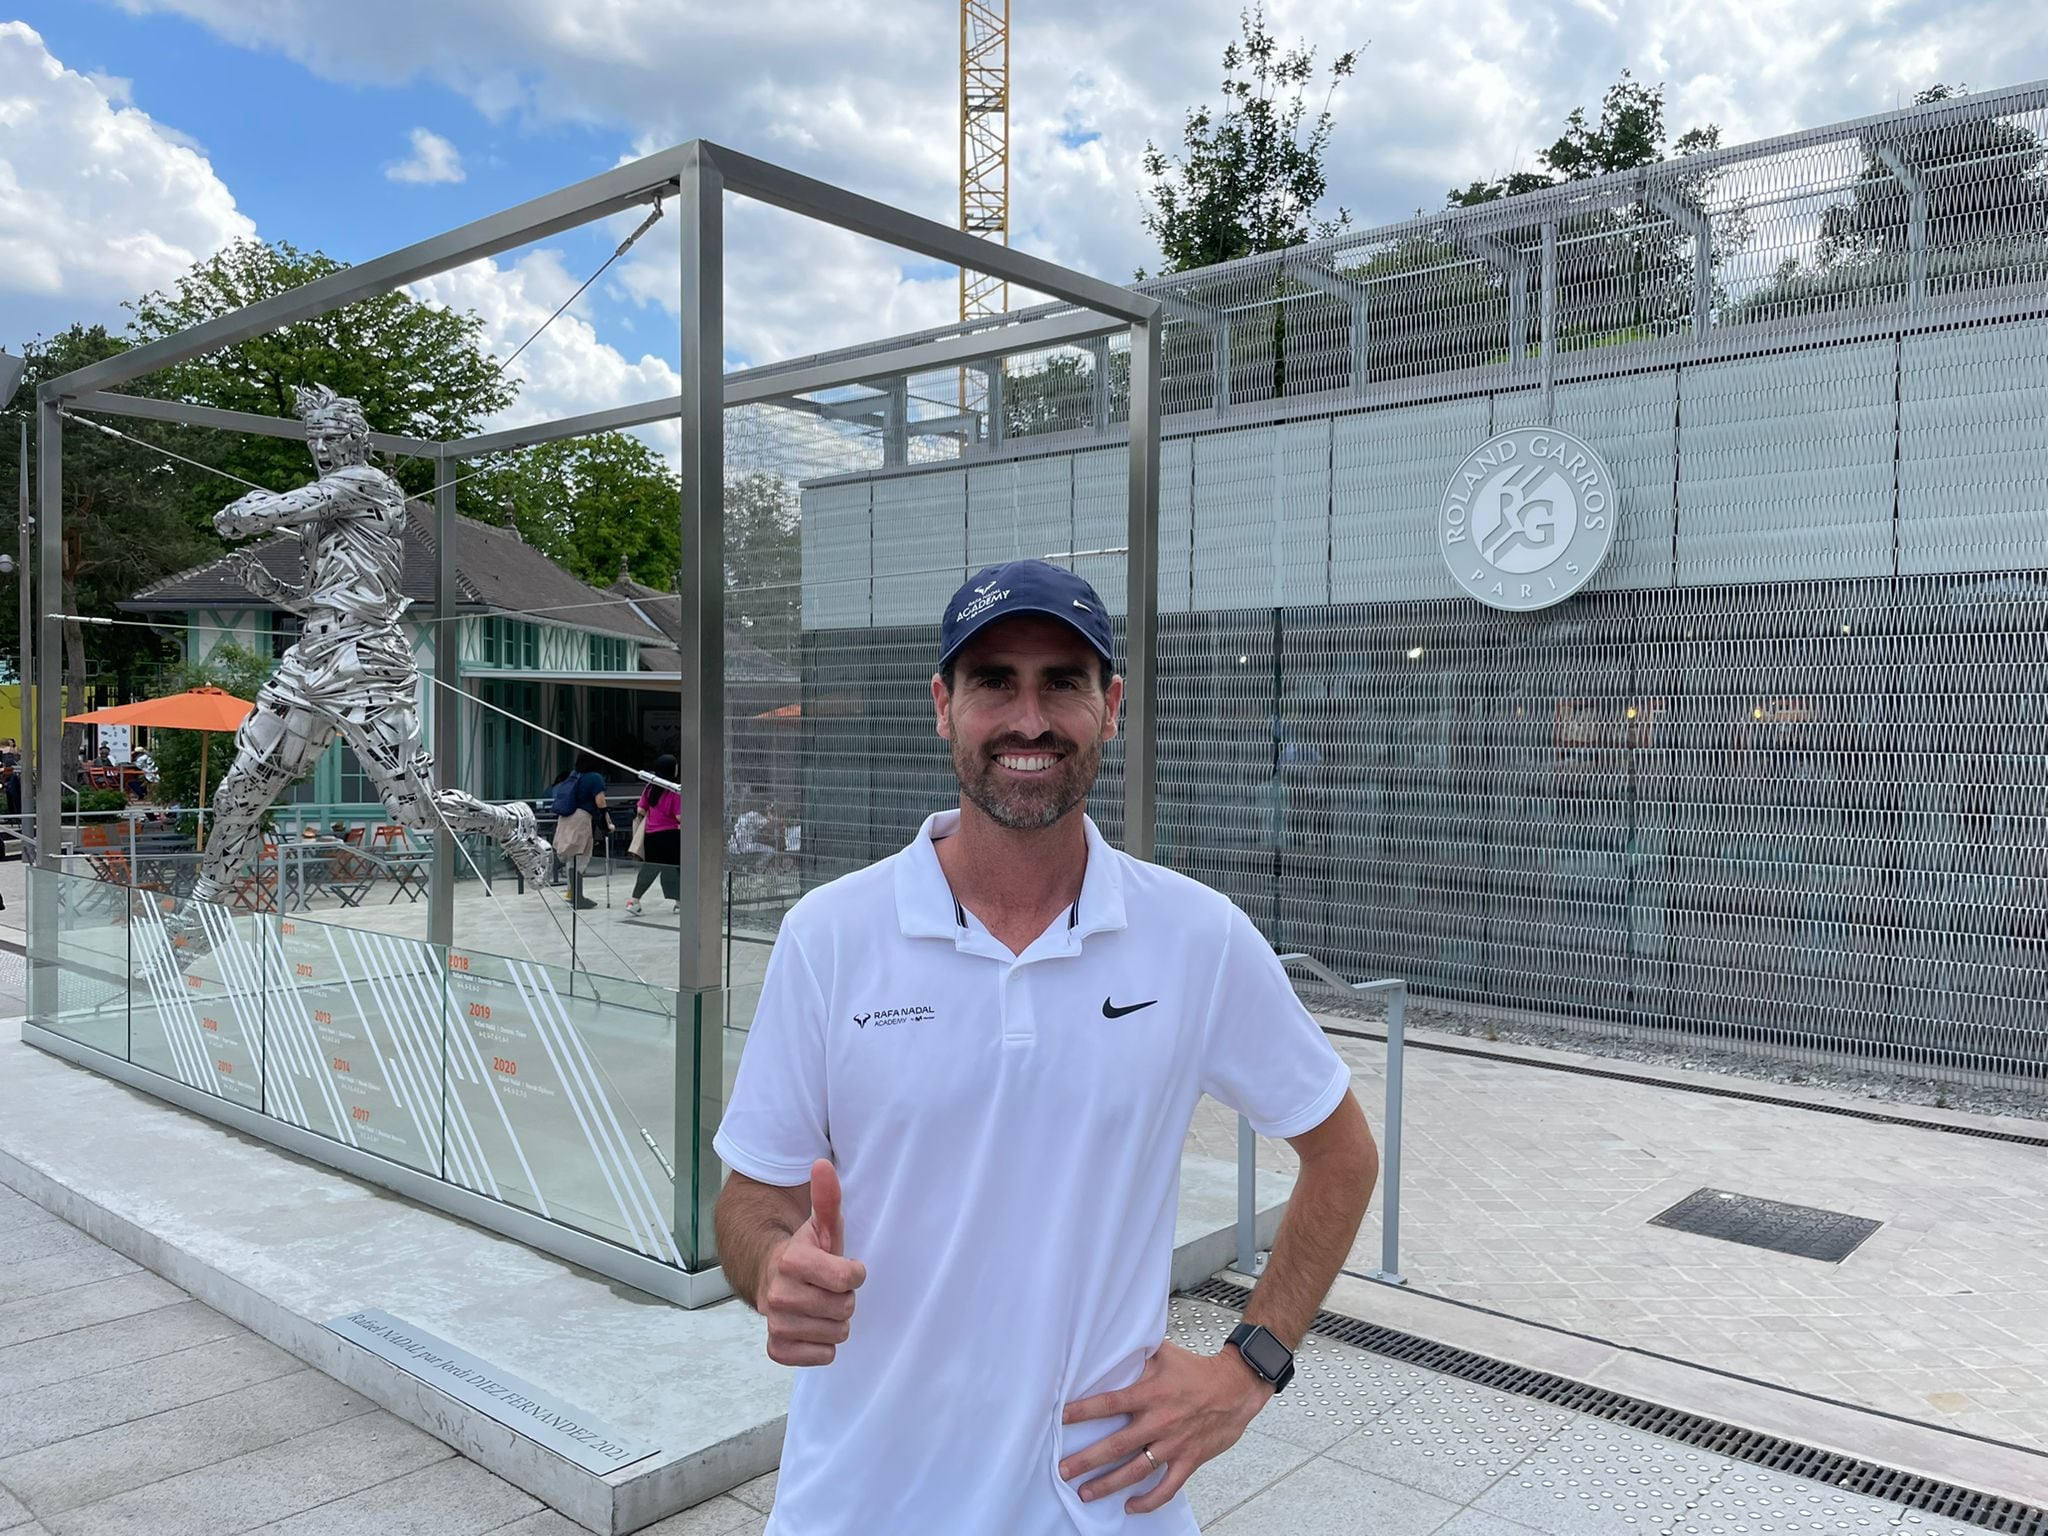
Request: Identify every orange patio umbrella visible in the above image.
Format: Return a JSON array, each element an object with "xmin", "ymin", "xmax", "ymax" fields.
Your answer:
[{"xmin": 67, "ymin": 686, "xmax": 255, "ymax": 844}]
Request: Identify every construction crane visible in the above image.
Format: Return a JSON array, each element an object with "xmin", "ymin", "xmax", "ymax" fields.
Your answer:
[{"xmin": 960, "ymin": 0, "xmax": 1010, "ymax": 425}]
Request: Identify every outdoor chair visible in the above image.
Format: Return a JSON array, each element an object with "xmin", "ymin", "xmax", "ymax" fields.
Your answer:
[
  {"xmin": 372, "ymin": 824, "xmax": 430, "ymax": 903},
  {"xmin": 227, "ymin": 840, "xmax": 280, "ymax": 914},
  {"xmin": 83, "ymin": 847, "xmax": 133, "ymax": 888},
  {"xmin": 318, "ymin": 832, "xmax": 378, "ymax": 908}
]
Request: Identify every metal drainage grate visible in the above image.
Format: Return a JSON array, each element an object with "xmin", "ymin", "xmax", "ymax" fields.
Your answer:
[
  {"xmin": 1186, "ymin": 1277, "xmax": 2048, "ymax": 1535},
  {"xmin": 1650, "ymin": 1188, "xmax": 1883, "ymax": 1263}
]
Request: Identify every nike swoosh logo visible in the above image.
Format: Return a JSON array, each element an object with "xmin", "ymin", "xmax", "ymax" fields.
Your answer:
[{"xmin": 1102, "ymin": 997, "xmax": 1158, "ymax": 1019}]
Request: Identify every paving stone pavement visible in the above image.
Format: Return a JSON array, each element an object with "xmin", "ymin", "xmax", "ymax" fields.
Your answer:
[
  {"xmin": 1187, "ymin": 1025, "xmax": 2048, "ymax": 1453},
  {"xmin": 0, "ymin": 1193, "xmax": 1990, "ymax": 1535}
]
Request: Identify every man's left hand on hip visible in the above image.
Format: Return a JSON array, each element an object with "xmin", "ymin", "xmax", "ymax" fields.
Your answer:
[{"xmin": 1059, "ymin": 1339, "xmax": 1274, "ymax": 1514}]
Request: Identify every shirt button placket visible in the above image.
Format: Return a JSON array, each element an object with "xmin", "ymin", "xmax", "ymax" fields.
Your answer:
[{"xmin": 1001, "ymin": 966, "xmax": 1033, "ymax": 1049}]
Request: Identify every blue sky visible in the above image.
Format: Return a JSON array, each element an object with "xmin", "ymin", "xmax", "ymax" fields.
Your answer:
[
  {"xmin": 6, "ymin": 3, "xmax": 639, "ymax": 357},
  {"xmin": 6, "ymin": 0, "xmax": 2047, "ymax": 443}
]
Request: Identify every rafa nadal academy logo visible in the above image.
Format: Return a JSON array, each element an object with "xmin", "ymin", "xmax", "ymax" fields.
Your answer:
[{"xmin": 1438, "ymin": 427, "xmax": 1618, "ymax": 612}]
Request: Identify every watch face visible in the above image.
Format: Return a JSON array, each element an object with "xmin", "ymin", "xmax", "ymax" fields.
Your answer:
[{"xmin": 1242, "ymin": 1328, "xmax": 1292, "ymax": 1379}]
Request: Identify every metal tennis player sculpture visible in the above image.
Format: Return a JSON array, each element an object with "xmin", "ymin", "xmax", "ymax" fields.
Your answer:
[{"xmin": 178, "ymin": 385, "xmax": 551, "ymax": 931}]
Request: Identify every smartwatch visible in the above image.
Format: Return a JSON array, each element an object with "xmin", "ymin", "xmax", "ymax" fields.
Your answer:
[{"xmin": 1226, "ymin": 1322, "xmax": 1296, "ymax": 1394}]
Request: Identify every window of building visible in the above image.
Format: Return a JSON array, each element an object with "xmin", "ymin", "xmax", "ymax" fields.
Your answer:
[
  {"xmin": 478, "ymin": 617, "xmax": 542, "ymax": 670},
  {"xmin": 337, "ymin": 742, "xmax": 378, "ymax": 807}
]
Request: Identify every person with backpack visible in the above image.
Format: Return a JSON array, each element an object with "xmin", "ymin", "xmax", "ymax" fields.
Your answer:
[
  {"xmin": 549, "ymin": 754, "xmax": 609, "ymax": 910},
  {"xmin": 624, "ymin": 753, "xmax": 682, "ymax": 917}
]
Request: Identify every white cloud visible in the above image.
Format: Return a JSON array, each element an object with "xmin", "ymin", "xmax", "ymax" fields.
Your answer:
[
  {"xmin": 92, "ymin": 0, "xmax": 2048, "ymax": 361},
  {"xmin": 608, "ymin": 197, "xmax": 963, "ymax": 368},
  {"xmin": 386, "ymin": 127, "xmax": 466, "ymax": 185},
  {"xmin": 0, "ymin": 21, "xmax": 253, "ymax": 316},
  {"xmin": 407, "ymin": 249, "xmax": 681, "ymax": 457}
]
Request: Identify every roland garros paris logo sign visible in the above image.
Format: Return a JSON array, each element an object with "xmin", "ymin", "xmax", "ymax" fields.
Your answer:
[{"xmin": 1438, "ymin": 427, "xmax": 1618, "ymax": 611}]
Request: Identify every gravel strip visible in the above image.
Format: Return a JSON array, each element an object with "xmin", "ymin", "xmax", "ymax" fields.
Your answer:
[{"xmin": 1299, "ymin": 987, "xmax": 2048, "ymax": 1123}]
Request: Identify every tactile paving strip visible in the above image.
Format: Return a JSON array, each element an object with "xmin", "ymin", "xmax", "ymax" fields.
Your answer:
[
  {"xmin": 1167, "ymin": 1300, "xmax": 1419, "ymax": 1441},
  {"xmin": 1675, "ymin": 1463, "xmax": 1929, "ymax": 1533},
  {"xmin": 1649, "ymin": 1187, "xmax": 1884, "ymax": 1263},
  {"xmin": 1188, "ymin": 1277, "xmax": 2048, "ymax": 1535},
  {"xmin": 1475, "ymin": 1418, "xmax": 1731, "ymax": 1534}
]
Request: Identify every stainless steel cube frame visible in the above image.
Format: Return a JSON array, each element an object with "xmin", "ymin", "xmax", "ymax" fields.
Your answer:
[{"xmin": 29, "ymin": 140, "xmax": 1164, "ymax": 1288}]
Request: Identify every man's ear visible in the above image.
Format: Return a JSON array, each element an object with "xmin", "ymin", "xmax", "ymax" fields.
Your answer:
[
  {"xmin": 931, "ymin": 672, "xmax": 952, "ymax": 740},
  {"xmin": 1102, "ymin": 674, "xmax": 1124, "ymax": 743}
]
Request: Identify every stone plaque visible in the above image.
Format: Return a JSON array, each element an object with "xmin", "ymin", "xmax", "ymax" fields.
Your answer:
[{"xmin": 327, "ymin": 1308, "xmax": 658, "ymax": 1474}]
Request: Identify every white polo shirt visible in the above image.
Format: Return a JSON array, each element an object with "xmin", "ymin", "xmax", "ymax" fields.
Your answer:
[{"xmin": 713, "ymin": 810, "xmax": 1351, "ymax": 1535}]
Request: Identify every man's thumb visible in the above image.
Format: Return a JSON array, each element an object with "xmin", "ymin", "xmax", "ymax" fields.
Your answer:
[{"xmin": 808, "ymin": 1158, "xmax": 843, "ymax": 1256}]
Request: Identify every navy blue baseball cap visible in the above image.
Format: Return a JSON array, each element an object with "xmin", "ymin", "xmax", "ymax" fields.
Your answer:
[{"xmin": 938, "ymin": 559, "xmax": 1115, "ymax": 670}]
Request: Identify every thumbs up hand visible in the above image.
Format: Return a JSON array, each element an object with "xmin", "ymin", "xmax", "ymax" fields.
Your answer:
[{"xmin": 762, "ymin": 1159, "xmax": 867, "ymax": 1367}]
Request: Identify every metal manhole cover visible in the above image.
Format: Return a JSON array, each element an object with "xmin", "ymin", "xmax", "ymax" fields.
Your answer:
[{"xmin": 1649, "ymin": 1188, "xmax": 1882, "ymax": 1263}]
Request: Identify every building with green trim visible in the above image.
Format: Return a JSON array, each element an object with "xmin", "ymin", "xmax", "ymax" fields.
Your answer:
[{"xmin": 121, "ymin": 505, "xmax": 797, "ymax": 813}]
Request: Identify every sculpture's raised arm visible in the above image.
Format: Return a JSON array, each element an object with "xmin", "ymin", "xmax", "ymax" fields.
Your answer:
[{"xmin": 213, "ymin": 479, "xmax": 351, "ymax": 540}]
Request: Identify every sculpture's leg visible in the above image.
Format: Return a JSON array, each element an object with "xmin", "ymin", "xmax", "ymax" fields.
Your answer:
[
  {"xmin": 341, "ymin": 705, "xmax": 551, "ymax": 890},
  {"xmin": 143, "ymin": 698, "xmax": 334, "ymax": 971},
  {"xmin": 191, "ymin": 698, "xmax": 336, "ymax": 907}
]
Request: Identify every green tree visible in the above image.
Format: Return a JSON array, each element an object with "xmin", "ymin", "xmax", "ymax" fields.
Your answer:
[
  {"xmin": 125, "ymin": 239, "xmax": 514, "ymax": 510},
  {"xmin": 148, "ymin": 642, "xmax": 275, "ymax": 811},
  {"xmin": 1138, "ymin": 8, "xmax": 1361, "ymax": 401},
  {"xmin": 1447, "ymin": 71, "xmax": 1720, "ymax": 206},
  {"xmin": 1002, "ymin": 352, "xmax": 1106, "ymax": 440},
  {"xmin": 0, "ymin": 326, "xmax": 212, "ymax": 784},
  {"xmin": 473, "ymin": 433, "xmax": 682, "ymax": 589},
  {"xmin": 1139, "ymin": 7, "xmax": 1362, "ymax": 275},
  {"xmin": 724, "ymin": 470, "xmax": 801, "ymax": 661}
]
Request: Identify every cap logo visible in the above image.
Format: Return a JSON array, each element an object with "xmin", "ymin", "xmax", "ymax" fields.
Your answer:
[
  {"xmin": 974, "ymin": 578, "xmax": 1001, "ymax": 596},
  {"xmin": 954, "ymin": 585, "xmax": 1012, "ymax": 624},
  {"xmin": 1072, "ymin": 600, "xmax": 1092, "ymax": 613}
]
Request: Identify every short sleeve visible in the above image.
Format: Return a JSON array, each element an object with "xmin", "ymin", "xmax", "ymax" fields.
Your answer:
[
  {"xmin": 1198, "ymin": 906, "xmax": 1351, "ymax": 1138},
  {"xmin": 712, "ymin": 924, "xmax": 832, "ymax": 1186}
]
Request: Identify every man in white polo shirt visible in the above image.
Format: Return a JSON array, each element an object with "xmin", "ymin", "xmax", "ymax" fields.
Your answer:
[{"xmin": 714, "ymin": 559, "xmax": 1378, "ymax": 1533}]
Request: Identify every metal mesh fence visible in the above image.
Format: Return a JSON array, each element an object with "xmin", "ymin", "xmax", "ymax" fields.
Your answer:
[{"xmin": 801, "ymin": 82, "xmax": 2048, "ymax": 447}]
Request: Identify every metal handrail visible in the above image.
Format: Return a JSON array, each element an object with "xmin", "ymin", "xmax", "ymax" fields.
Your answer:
[{"xmin": 1239, "ymin": 953, "xmax": 1407, "ymax": 1288}]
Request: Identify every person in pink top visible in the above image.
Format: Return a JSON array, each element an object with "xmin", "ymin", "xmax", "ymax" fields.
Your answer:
[{"xmin": 625, "ymin": 752, "xmax": 682, "ymax": 916}]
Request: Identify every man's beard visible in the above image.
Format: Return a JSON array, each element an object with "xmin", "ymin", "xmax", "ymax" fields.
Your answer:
[{"xmin": 951, "ymin": 728, "xmax": 1100, "ymax": 831}]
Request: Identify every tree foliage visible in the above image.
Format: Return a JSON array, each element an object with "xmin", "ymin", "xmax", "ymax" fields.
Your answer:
[
  {"xmin": 1447, "ymin": 71, "xmax": 1720, "ymax": 207},
  {"xmin": 1001, "ymin": 352, "xmax": 1109, "ymax": 440},
  {"xmin": 1138, "ymin": 6, "xmax": 1361, "ymax": 277},
  {"xmin": 471, "ymin": 433, "xmax": 683, "ymax": 590},
  {"xmin": 0, "ymin": 326, "xmax": 214, "ymax": 780},
  {"xmin": 724, "ymin": 470, "xmax": 802, "ymax": 661},
  {"xmin": 125, "ymin": 239, "xmax": 515, "ymax": 508}
]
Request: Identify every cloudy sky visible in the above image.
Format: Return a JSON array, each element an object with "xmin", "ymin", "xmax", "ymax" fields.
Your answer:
[{"xmin": 4, "ymin": 0, "xmax": 2045, "ymax": 436}]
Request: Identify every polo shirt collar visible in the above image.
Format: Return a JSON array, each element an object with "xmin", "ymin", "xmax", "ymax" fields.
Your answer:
[{"xmin": 895, "ymin": 807, "xmax": 1128, "ymax": 946}]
